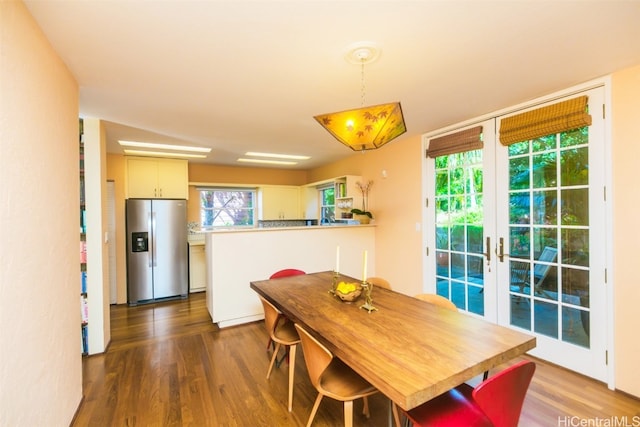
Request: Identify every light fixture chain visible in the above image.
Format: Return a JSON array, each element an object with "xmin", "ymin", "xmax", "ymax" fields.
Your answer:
[{"xmin": 360, "ymin": 60, "xmax": 366, "ymax": 107}]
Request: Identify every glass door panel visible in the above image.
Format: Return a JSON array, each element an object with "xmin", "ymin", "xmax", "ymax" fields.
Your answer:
[
  {"xmin": 506, "ymin": 130, "xmax": 590, "ymax": 343},
  {"xmin": 497, "ymin": 87, "xmax": 606, "ymax": 381},
  {"xmin": 427, "ymin": 119, "xmax": 496, "ymax": 319},
  {"xmin": 435, "ymin": 151, "xmax": 486, "ymax": 315}
]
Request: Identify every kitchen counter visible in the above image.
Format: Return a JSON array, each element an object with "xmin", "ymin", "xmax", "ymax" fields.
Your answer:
[{"xmin": 203, "ymin": 224, "xmax": 376, "ymax": 328}]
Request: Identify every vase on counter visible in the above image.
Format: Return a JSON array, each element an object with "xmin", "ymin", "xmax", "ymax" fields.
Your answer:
[{"xmin": 355, "ymin": 214, "xmax": 371, "ymax": 225}]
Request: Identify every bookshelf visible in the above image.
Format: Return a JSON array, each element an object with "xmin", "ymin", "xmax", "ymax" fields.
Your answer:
[{"xmin": 79, "ymin": 119, "xmax": 88, "ymax": 355}]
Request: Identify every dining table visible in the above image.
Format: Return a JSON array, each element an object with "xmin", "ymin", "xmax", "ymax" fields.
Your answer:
[{"xmin": 250, "ymin": 270, "xmax": 536, "ymax": 411}]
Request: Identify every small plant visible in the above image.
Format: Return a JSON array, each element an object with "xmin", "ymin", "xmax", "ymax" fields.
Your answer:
[
  {"xmin": 350, "ymin": 180, "xmax": 374, "ymax": 219},
  {"xmin": 350, "ymin": 208, "xmax": 372, "ymax": 219}
]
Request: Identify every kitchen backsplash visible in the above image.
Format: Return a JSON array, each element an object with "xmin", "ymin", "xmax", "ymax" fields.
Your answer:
[{"xmin": 258, "ymin": 219, "xmax": 317, "ymax": 228}]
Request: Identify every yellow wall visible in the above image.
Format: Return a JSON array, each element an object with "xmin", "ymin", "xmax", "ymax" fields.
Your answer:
[
  {"xmin": 611, "ymin": 64, "xmax": 640, "ymax": 397},
  {"xmin": 189, "ymin": 162, "xmax": 308, "ymax": 185},
  {"xmin": 0, "ymin": 0, "xmax": 82, "ymax": 423},
  {"xmin": 307, "ymin": 137, "xmax": 425, "ymax": 296}
]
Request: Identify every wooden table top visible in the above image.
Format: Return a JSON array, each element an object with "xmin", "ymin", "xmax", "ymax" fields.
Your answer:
[{"xmin": 250, "ymin": 271, "xmax": 536, "ymax": 410}]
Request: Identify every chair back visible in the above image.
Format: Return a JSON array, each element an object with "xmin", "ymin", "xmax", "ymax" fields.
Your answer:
[
  {"xmin": 294, "ymin": 324, "xmax": 333, "ymax": 389},
  {"xmin": 366, "ymin": 277, "xmax": 392, "ymax": 290},
  {"xmin": 270, "ymin": 269, "xmax": 306, "ymax": 279},
  {"xmin": 259, "ymin": 296, "xmax": 282, "ymax": 336},
  {"xmin": 472, "ymin": 360, "xmax": 536, "ymax": 427},
  {"xmin": 414, "ymin": 294, "xmax": 457, "ymax": 311},
  {"xmin": 533, "ymin": 247, "xmax": 557, "ymax": 283}
]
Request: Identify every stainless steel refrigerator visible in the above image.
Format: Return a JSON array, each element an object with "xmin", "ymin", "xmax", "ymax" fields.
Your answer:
[{"xmin": 126, "ymin": 199, "xmax": 188, "ymax": 305}]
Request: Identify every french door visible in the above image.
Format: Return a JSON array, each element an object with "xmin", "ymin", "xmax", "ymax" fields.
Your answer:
[
  {"xmin": 424, "ymin": 87, "xmax": 608, "ymax": 381},
  {"xmin": 426, "ymin": 119, "xmax": 497, "ymax": 321}
]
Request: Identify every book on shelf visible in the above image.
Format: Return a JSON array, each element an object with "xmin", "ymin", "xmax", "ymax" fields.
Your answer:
[
  {"xmin": 81, "ymin": 324, "xmax": 88, "ymax": 355},
  {"xmin": 80, "ymin": 209, "xmax": 86, "ymax": 234},
  {"xmin": 80, "ymin": 240, "xmax": 87, "ymax": 264},
  {"xmin": 81, "ymin": 294, "xmax": 89, "ymax": 324},
  {"xmin": 80, "ymin": 271, "xmax": 87, "ymax": 294}
]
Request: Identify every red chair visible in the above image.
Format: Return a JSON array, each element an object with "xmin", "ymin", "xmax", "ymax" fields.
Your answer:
[
  {"xmin": 399, "ymin": 360, "xmax": 535, "ymax": 427},
  {"xmin": 270, "ymin": 268, "xmax": 306, "ymax": 279}
]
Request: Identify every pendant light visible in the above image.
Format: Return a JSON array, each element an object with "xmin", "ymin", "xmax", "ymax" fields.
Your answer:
[{"xmin": 314, "ymin": 43, "xmax": 406, "ymax": 151}]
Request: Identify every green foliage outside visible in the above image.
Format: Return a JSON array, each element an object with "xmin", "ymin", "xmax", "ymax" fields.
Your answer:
[{"xmin": 435, "ymin": 127, "xmax": 589, "ymax": 261}]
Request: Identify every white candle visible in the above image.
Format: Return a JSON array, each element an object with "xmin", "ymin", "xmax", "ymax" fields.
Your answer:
[
  {"xmin": 335, "ymin": 245, "xmax": 340, "ymax": 273},
  {"xmin": 362, "ymin": 250, "xmax": 368, "ymax": 282}
]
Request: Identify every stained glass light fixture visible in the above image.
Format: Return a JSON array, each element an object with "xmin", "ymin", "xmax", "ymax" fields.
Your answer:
[{"xmin": 314, "ymin": 44, "xmax": 406, "ymax": 151}]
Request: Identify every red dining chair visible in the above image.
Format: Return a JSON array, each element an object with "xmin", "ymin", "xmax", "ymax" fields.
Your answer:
[
  {"xmin": 398, "ymin": 360, "xmax": 536, "ymax": 427},
  {"xmin": 270, "ymin": 268, "xmax": 306, "ymax": 279},
  {"xmin": 265, "ymin": 268, "xmax": 306, "ymax": 353}
]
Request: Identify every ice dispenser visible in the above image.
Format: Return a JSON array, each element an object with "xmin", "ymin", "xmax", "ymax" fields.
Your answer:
[{"xmin": 131, "ymin": 232, "xmax": 149, "ymax": 252}]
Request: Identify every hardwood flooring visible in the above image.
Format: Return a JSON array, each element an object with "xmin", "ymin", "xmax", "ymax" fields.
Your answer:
[{"xmin": 72, "ymin": 292, "xmax": 639, "ymax": 426}]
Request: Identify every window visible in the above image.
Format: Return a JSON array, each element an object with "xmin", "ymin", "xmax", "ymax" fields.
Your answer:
[
  {"xmin": 319, "ymin": 185, "xmax": 335, "ymax": 222},
  {"xmin": 199, "ymin": 188, "xmax": 256, "ymax": 228}
]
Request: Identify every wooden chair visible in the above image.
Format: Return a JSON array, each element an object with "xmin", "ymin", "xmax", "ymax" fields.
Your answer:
[
  {"xmin": 413, "ymin": 293, "xmax": 457, "ymax": 311},
  {"xmin": 401, "ymin": 360, "xmax": 536, "ymax": 427},
  {"xmin": 511, "ymin": 247, "xmax": 557, "ymax": 298},
  {"xmin": 258, "ymin": 296, "xmax": 300, "ymax": 412},
  {"xmin": 294, "ymin": 323, "xmax": 378, "ymax": 427},
  {"xmin": 265, "ymin": 269, "xmax": 305, "ymax": 352},
  {"xmin": 365, "ymin": 276, "xmax": 392, "ymax": 290}
]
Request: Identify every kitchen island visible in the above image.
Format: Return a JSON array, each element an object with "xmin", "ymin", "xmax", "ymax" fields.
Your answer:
[{"xmin": 202, "ymin": 224, "xmax": 375, "ymax": 327}]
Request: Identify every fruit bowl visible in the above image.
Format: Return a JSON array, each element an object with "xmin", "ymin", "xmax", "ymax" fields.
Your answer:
[{"xmin": 335, "ymin": 282, "xmax": 362, "ymax": 302}]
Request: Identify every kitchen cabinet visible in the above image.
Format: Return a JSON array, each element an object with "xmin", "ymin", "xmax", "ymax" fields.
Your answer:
[
  {"xmin": 189, "ymin": 243, "xmax": 206, "ymax": 293},
  {"xmin": 126, "ymin": 157, "xmax": 189, "ymax": 199},
  {"xmin": 258, "ymin": 186, "xmax": 300, "ymax": 219}
]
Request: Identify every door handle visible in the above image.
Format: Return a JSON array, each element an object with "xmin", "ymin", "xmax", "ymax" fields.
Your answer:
[
  {"xmin": 483, "ymin": 236, "xmax": 491, "ymax": 262},
  {"xmin": 497, "ymin": 237, "xmax": 511, "ymax": 262},
  {"xmin": 151, "ymin": 212, "xmax": 157, "ymax": 267},
  {"xmin": 147, "ymin": 213, "xmax": 153, "ymax": 268}
]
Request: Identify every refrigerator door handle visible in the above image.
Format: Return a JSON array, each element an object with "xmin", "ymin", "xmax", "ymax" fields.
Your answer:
[
  {"xmin": 150, "ymin": 212, "xmax": 156, "ymax": 268},
  {"xmin": 147, "ymin": 212, "xmax": 155, "ymax": 268}
]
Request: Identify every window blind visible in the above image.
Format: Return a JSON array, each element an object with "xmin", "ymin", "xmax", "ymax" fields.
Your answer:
[
  {"xmin": 499, "ymin": 95, "xmax": 592, "ymax": 146},
  {"xmin": 426, "ymin": 125, "xmax": 483, "ymax": 158}
]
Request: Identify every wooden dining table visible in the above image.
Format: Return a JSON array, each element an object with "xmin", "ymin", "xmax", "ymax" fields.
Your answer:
[{"xmin": 250, "ymin": 271, "xmax": 536, "ymax": 411}]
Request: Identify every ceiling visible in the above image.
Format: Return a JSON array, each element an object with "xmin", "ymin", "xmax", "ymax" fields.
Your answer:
[{"xmin": 24, "ymin": 1, "xmax": 640, "ymax": 169}]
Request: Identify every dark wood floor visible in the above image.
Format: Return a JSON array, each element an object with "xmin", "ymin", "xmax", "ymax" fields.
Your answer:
[{"xmin": 72, "ymin": 292, "xmax": 639, "ymax": 426}]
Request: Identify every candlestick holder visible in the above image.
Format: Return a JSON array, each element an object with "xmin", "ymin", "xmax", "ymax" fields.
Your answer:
[
  {"xmin": 329, "ymin": 270, "xmax": 340, "ymax": 295},
  {"xmin": 359, "ymin": 280, "xmax": 378, "ymax": 313}
]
